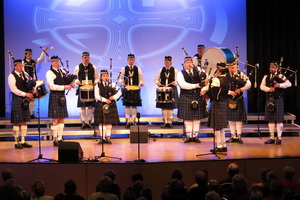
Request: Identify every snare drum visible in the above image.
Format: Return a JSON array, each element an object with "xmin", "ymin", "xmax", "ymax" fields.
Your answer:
[
  {"xmin": 156, "ymin": 87, "xmax": 173, "ymax": 103},
  {"xmin": 201, "ymin": 47, "xmax": 235, "ymax": 77},
  {"xmin": 33, "ymin": 80, "xmax": 48, "ymax": 99},
  {"xmin": 123, "ymin": 85, "xmax": 141, "ymax": 103},
  {"xmin": 79, "ymin": 85, "xmax": 94, "ymax": 102}
]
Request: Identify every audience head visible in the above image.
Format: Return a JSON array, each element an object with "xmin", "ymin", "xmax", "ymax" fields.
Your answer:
[
  {"xmin": 195, "ymin": 169, "xmax": 208, "ymax": 187},
  {"xmin": 171, "ymin": 168, "xmax": 183, "ymax": 180},
  {"xmin": 260, "ymin": 168, "xmax": 271, "ymax": 183},
  {"xmin": 208, "ymin": 179, "xmax": 220, "ymax": 193},
  {"xmin": 31, "ymin": 180, "xmax": 46, "ymax": 197},
  {"xmin": 227, "ymin": 163, "xmax": 239, "ymax": 178},
  {"xmin": 250, "ymin": 190, "xmax": 263, "ymax": 200},
  {"xmin": 132, "ymin": 172, "xmax": 143, "ymax": 182},
  {"xmin": 97, "ymin": 176, "xmax": 112, "ymax": 193},
  {"xmin": 205, "ymin": 190, "xmax": 222, "ymax": 200},
  {"xmin": 141, "ymin": 188, "xmax": 152, "ymax": 200},
  {"xmin": 2, "ymin": 168, "xmax": 14, "ymax": 181},
  {"xmin": 64, "ymin": 179, "xmax": 77, "ymax": 195},
  {"xmin": 232, "ymin": 174, "xmax": 248, "ymax": 192},
  {"xmin": 269, "ymin": 179, "xmax": 283, "ymax": 197},
  {"xmin": 104, "ymin": 169, "xmax": 116, "ymax": 182},
  {"xmin": 283, "ymin": 165, "xmax": 295, "ymax": 180},
  {"xmin": 266, "ymin": 171, "xmax": 279, "ymax": 184},
  {"xmin": 132, "ymin": 180, "xmax": 144, "ymax": 198},
  {"xmin": 167, "ymin": 179, "xmax": 186, "ymax": 197}
]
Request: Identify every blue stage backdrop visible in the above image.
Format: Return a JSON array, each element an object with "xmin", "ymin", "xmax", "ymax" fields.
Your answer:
[{"xmin": 4, "ymin": 0, "xmax": 246, "ymax": 117}]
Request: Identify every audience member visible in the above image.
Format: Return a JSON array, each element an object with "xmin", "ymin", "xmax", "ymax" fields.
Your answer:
[
  {"xmin": 89, "ymin": 176, "xmax": 118, "ymax": 200},
  {"xmin": 141, "ymin": 188, "xmax": 152, "ymax": 200},
  {"xmin": 263, "ymin": 179, "xmax": 283, "ymax": 200},
  {"xmin": 103, "ymin": 169, "xmax": 121, "ymax": 199},
  {"xmin": 251, "ymin": 168, "xmax": 272, "ymax": 198},
  {"xmin": 2, "ymin": 169, "xmax": 14, "ymax": 182},
  {"xmin": 205, "ymin": 191, "xmax": 222, "ymax": 200},
  {"xmin": 64, "ymin": 179, "xmax": 85, "ymax": 200},
  {"xmin": 208, "ymin": 179, "xmax": 221, "ymax": 194},
  {"xmin": 219, "ymin": 163, "xmax": 240, "ymax": 197},
  {"xmin": 188, "ymin": 169, "xmax": 209, "ymax": 200},
  {"xmin": 31, "ymin": 180, "xmax": 53, "ymax": 200},
  {"xmin": 282, "ymin": 166, "xmax": 300, "ymax": 193},
  {"xmin": 161, "ymin": 179, "xmax": 188, "ymax": 200},
  {"xmin": 228, "ymin": 174, "xmax": 250, "ymax": 200}
]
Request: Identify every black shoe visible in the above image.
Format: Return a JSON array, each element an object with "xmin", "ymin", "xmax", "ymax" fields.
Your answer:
[
  {"xmin": 237, "ymin": 138, "xmax": 244, "ymax": 144},
  {"xmin": 81, "ymin": 122, "xmax": 87, "ymax": 129},
  {"xmin": 15, "ymin": 143, "xmax": 23, "ymax": 149},
  {"xmin": 184, "ymin": 137, "xmax": 191, "ymax": 143},
  {"xmin": 161, "ymin": 123, "xmax": 168, "ymax": 128},
  {"xmin": 53, "ymin": 139, "xmax": 59, "ymax": 146},
  {"xmin": 31, "ymin": 114, "xmax": 38, "ymax": 119},
  {"xmin": 86, "ymin": 122, "xmax": 93, "ymax": 129},
  {"xmin": 276, "ymin": 138, "xmax": 281, "ymax": 145},
  {"xmin": 125, "ymin": 123, "xmax": 131, "ymax": 129},
  {"xmin": 264, "ymin": 139, "xmax": 275, "ymax": 144},
  {"xmin": 193, "ymin": 137, "xmax": 201, "ymax": 143},
  {"xmin": 97, "ymin": 139, "xmax": 104, "ymax": 144},
  {"xmin": 168, "ymin": 123, "xmax": 173, "ymax": 128},
  {"xmin": 21, "ymin": 142, "xmax": 32, "ymax": 148},
  {"xmin": 106, "ymin": 139, "xmax": 112, "ymax": 144},
  {"xmin": 222, "ymin": 147, "xmax": 228, "ymax": 152},
  {"xmin": 226, "ymin": 138, "xmax": 237, "ymax": 143}
]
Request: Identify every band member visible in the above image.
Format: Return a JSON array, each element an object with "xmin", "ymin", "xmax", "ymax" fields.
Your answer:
[
  {"xmin": 177, "ymin": 57, "xmax": 207, "ymax": 143},
  {"xmin": 201, "ymin": 63, "xmax": 229, "ymax": 152},
  {"xmin": 226, "ymin": 60, "xmax": 251, "ymax": 144},
  {"xmin": 154, "ymin": 56, "xmax": 178, "ymax": 128},
  {"xmin": 94, "ymin": 70, "xmax": 121, "ymax": 144},
  {"xmin": 260, "ymin": 62, "xmax": 291, "ymax": 145},
  {"xmin": 23, "ymin": 47, "xmax": 48, "ymax": 119},
  {"xmin": 74, "ymin": 52, "xmax": 99, "ymax": 129},
  {"xmin": 46, "ymin": 56, "xmax": 75, "ymax": 146},
  {"xmin": 193, "ymin": 44, "xmax": 205, "ymax": 72},
  {"xmin": 118, "ymin": 54, "xmax": 144, "ymax": 128},
  {"xmin": 8, "ymin": 59, "xmax": 34, "ymax": 149}
]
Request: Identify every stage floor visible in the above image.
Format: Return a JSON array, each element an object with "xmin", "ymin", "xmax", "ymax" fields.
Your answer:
[{"xmin": 1, "ymin": 136, "xmax": 300, "ymax": 163}]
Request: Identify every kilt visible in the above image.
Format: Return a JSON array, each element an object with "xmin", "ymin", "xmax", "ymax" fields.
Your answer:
[
  {"xmin": 10, "ymin": 94, "xmax": 31, "ymax": 124},
  {"xmin": 122, "ymin": 87, "xmax": 142, "ymax": 107},
  {"xmin": 156, "ymin": 86, "xmax": 179, "ymax": 109},
  {"xmin": 48, "ymin": 91, "xmax": 68, "ymax": 119},
  {"xmin": 77, "ymin": 95, "xmax": 95, "ymax": 107},
  {"xmin": 94, "ymin": 101, "xmax": 120, "ymax": 125},
  {"xmin": 227, "ymin": 97, "xmax": 247, "ymax": 121},
  {"xmin": 177, "ymin": 93, "xmax": 207, "ymax": 120},
  {"xmin": 264, "ymin": 96, "xmax": 284, "ymax": 122},
  {"xmin": 207, "ymin": 100, "xmax": 228, "ymax": 129}
]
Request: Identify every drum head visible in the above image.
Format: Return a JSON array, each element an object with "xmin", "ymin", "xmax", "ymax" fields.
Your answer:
[
  {"xmin": 201, "ymin": 47, "xmax": 235, "ymax": 77},
  {"xmin": 125, "ymin": 85, "xmax": 140, "ymax": 90}
]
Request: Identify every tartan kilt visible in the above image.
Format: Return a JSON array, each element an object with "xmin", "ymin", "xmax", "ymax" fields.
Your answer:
[
  {"xmin": 264, "ymin": 97, "xmax": 284, "ymax": 121},
  {"xmin": 94, "ymin": 101, "xmax": 120, "ymax": 125},
  {"xmin": 121, "ymin": 87, "xmax": 142, "ymax": 107},
  {"xmin": 77, "ymin": 95, "xmax": 95, "ymax": 107},
  {"xmin": 48, "ymin": 91, "xmax": 68, "ymax": 119},
  {"xmin": 227, "ymin": 97, "xmax": 247, "ymax": 121},
  {"xmin": 207, "ymin": 101, "xmax": 228, "ymax": 129},
  {"xmin": 177, "ymin": 93, "xmax": 207, "ymax": 120},
  {"xmin": 156, "ymin": 86, "xmax": 179, "ymax": 109},
  {"xmin": 10, "ymin": 94, "xmax": 31, "ymax": 124}
]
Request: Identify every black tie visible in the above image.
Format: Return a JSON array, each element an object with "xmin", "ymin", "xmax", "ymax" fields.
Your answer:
[{"xmin": 189, "ymin": 69, "xmax": 193, "ymax": 76}]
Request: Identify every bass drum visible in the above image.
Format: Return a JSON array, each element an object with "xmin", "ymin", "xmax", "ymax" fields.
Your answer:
[{"xmin": 201, "ymin": 47, "xmax": 235, "ymax": 77}]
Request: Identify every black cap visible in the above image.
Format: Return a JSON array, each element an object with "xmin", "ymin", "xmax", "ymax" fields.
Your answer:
[
  {"xmin": 128, "ymin": 54, "xmax": 135, "ymax": 58},
  {"xmin": 198, "ymin": 44, "xmax": 205, "ymax": 48},
  {"xmin": 51, "ymin": 55, "xmax": 59, "ymax": 62},
  {"xmin": 184, "ymin": 56, "xmax": 193, "ymax": 62},
  {"xmin": 13, "ymin": 59, "xmax": 22, "ymax": 65},
  {"xmin": 100, "ymin": 69, "xmax": 108, "ymax": 75},
  {"xmin": 82, "ymin": 52, "xmax": 90, "ymax": 57},
  {"xmin": 164, "ymin": 56, "xmax": 172, "ymax": 61},
  {"xmin": 25, "ymin": 49, "xmax": 32, "ymax": 54}
]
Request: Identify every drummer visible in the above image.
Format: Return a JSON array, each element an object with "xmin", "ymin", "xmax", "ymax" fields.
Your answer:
[
  {"xmin": 118, "ymin": 54, "xmax": 144, "ymax": 128},
  {"xmin": 193, "ymin": 44, "xmax": 206, "ymax": 72},
  {"xmin": 23, "ymin": 47, "xmax": 49, "ymax": 119},
  {"xmin": 154, "ymin": 56, "xmax": 178, "ymax": 128},
  {"xmin": 74, "ymin": 52, "xmax": 99, "ymax": 129}
]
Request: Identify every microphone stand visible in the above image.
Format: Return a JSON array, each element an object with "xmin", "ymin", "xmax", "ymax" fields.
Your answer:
[
  {"xmin": 132, "ymin": 113, "xmax": 146, "ymax": 163},
  {"xmin": 28, "ymin": 98, "xmax": 57, "ymax": 163}
]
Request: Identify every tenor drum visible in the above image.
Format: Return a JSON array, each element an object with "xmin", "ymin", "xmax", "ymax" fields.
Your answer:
[
  {"xmin": 201, "ymin": 47, "xmax": 235, "ymax": 77},
  {"xmin": 123, "ymin": 85, "xmax": 141, "ymax": 103},
  {"xmin": 156, "ymin": 87, "xmax": 173, "ymax": 103},
  {"xmin": 33, "ymin": 80, "xmax": 48, "ymax": 99},
  {"xmin": 79, "ymin": 85, "xmax": 94, "ymax": 102}
]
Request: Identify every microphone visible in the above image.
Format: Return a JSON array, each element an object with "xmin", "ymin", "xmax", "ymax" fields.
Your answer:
[
  {"xmin": 110, "ymin": 58, "xmax": 112, "ymax": 65},
  {"xmin": 256, "ymin": 63, "xmax": 259, "ymax": 69}
]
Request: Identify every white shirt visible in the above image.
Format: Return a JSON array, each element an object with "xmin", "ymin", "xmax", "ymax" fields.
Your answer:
[
  {"xmin": 46, "ymin": 67, "xmax": 65, "ymax": 91},
  {"xmin": 177, "ymin": 70, "xmax": 199, "ymax": 90},
  {"xmin": 154, "ymin": 67, "xmax": 178, "ymax": 86},
  {"xmin": 22, "ymin": 51, "xmax": 46, "ymax": 71},
  {"xmin": 260, "ymin": 74, "xmax": 291, "ymax": 92},
  {"xmin": 94, "ymin": 82, "xmax": 122, "ymax": 103},
  {"xmin": 73, "ymin": 63, "xmax": 100, "ymax": 84},
  {"xmin": 118, "ymin": 65, "xmax": 143, "ymax": 85},
  {"xmin": 8, "ymin": 71, "xmax": 28, "ymax": 97},
  {"xmin": 228, "ymin": 71, "xmax": 252, "ymax": 94}
]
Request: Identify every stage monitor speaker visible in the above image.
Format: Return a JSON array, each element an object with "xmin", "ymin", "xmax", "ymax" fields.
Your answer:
[
  {"xmin": 58, "ymin": 142, "xmax": 83, "ymax": 163},
  {"xmin": 130, "ymin": 125, "xmax": 148, "ymax": 143}
]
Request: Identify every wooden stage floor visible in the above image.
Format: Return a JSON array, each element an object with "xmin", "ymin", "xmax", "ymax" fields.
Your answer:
[{"xmin": 1, "ymin": 136, "xmax": 300, "ymax": 163}]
